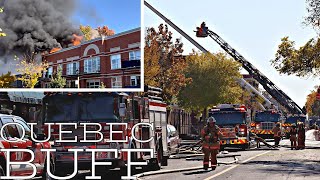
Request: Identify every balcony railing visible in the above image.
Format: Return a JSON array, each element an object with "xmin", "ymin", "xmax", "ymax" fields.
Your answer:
[{"xmin": 121, "ymin": 60, "xmax": 141, "ymax": 69}]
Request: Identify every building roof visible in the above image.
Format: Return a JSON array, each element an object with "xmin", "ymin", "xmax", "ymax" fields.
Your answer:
[{"xmin": 46, "ymin": 27, "xmax": 141, "ymax": 56}]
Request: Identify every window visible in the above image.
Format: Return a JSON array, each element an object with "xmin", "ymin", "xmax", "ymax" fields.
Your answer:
[
  {"xmin": 130, "ymin": 76, "xmax": 141, "ymax": 86},
  {"xmin": 129, "ymin": 50, "xmax": 141, "ymax": 60},
  {"xmin": 111, "ymin": 54, "xmax": 121, "ymax": 69},
  {"xmin": 47, "ymin": 67, "xmax": 53, "ymax": 78},
  {"xmin": 1, "ymin": 117, "xmax": 21, "ymax": 138},
  {"xmin": 15, "ymin": 118, "xmax": 32, "ymax": 139},
  {"xmin": 84, "ymin": 57, "xmax": 100, "ymax": 74},
  {"xmin": 66, "ymin": 62, "xmax": 79, "ymax": 75},
  {"xmin": 86, "ymin": 80, "xmax": 100, "ymax": 88},
  {"xmin": 111, "ymin": 76, "xmax": 122, "ymax": 88},
  {"xmin": 67, "ymin": 80, "xmax": 76, "ymax": 88}
]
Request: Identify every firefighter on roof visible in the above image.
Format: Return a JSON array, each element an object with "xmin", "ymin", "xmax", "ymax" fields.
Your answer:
[{"xmin": 201, "ymin": 117, "xmax": 221, "ymax": 170}]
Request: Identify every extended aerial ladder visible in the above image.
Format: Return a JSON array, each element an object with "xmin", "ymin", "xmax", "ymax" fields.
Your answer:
[{"xmin": 144, "ymin": 1, "xmax": 304, "ymax": 115}]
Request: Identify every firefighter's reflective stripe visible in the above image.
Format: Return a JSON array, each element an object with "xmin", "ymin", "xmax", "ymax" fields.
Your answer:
[{"xmin": 203, "ymin": 161, "xmax": 209, "ymax": 165}]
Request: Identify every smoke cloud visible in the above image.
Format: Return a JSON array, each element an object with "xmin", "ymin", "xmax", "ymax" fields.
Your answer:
[{"xmin": 0, "ymin": 0, "xmax": 81, "ymax": 58}]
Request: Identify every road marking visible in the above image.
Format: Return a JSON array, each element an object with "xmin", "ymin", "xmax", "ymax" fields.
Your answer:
[{"xmin": 203, "ymin": 151, "xmax": 271, "ymax": 180}]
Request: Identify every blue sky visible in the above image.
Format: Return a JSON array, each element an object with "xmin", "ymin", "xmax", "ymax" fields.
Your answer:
[
  {"xmin": 72, "ymin": 0, "xmax": 141, "ymax": 33},
  {"xmin": 144, "ymin": 0, "xmax": 319, "ymax": 108}
]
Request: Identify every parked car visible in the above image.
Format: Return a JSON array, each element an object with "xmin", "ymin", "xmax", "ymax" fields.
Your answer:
[
  {"xmin": 167, "ymin": 124, "xmax": 180, "ymax": 154},
  {"xmin": 0, "ymin": 114, "xmax": 54, "ymax": 179}
]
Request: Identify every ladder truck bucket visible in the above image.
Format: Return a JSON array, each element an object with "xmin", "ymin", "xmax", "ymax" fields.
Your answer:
[{"xmin": 195, "ymin": 22, "xmax": 209, "ymax": 37}]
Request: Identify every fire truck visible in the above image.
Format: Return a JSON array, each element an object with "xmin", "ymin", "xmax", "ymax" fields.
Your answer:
[
  {"xmin": 41, "ymin": 86, "xmax": 169, "ymax": 175},
  {"xmin": 283, "ymin": 115, "xmax": 306, "ymax": 138},
  {"xmin": 208, "ymin": 104, "xmax": 251, "ymax": 150},
  {"xmin": 250, "ymin": 110, "xmax": 281, "ymax": 139},
  {"xmin": 0, "ymin": 114, "xmax": 54, "ymax": 179}
]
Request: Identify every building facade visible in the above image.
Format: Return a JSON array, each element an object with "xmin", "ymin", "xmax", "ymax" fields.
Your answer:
[{"xmin": 42, "ymin": 28, "xmax": 141, "ymax": 88}]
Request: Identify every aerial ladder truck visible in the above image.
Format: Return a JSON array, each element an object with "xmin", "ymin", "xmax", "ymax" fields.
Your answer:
[{"xmin": 144, "ymin": 1, "xmax": 305, "ymax": 117}]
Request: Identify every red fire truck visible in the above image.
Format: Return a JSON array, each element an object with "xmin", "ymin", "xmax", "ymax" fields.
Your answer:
[
  {"xmin": 0, "ymin": 114, "xmax": 54, "ymax": 179},
  {"xmin": 41, "ymin": 86, "xmax": 169, "ymax": 175},
  {"xmin": 250, "ymin": 110, "xmax": 281, "ymax": 139},
  {"xmin": 208, "ymin": 104, "xmax": 251, "ymax": 150}
]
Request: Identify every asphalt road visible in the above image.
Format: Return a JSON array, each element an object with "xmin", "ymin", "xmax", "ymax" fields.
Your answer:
[
  {"xmin": 31, "ymin": 139, "xmax": 320, "ymax": 180},
  {"xmin": 140, "ymin": 139, "xmax": 320, "ymax": 180}
]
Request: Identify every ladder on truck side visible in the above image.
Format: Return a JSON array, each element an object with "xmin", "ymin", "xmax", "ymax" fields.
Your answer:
[{"xmin": 144, "ymin": 0, "xmax": 305, "ymax": 115}]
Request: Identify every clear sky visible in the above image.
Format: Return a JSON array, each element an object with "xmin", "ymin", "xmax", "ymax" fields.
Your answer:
[
  {"xmin": 72, "ymin": 0, "xmax": 141, "ymax": 32},
  {"xmin": 144, "ymin": 0, "xmax": 319, "ymax": 108}
]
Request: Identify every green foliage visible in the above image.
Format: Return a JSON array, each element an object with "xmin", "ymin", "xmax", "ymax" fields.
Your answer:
[
  {"xmin": 271, "ymin": 37, "xmax": 320, "ymax": 77},
  {"xmin": 49, "ymin": 66, "xmax": 66, "ymax": 88},
  {"xmin": 80, "ymin": 25, "xmax": 93, "ymax": 41},
  {"xmin": 0, "ymin": 72, "xmax": 15, "ymax": 88},
  {"xmin": 178, "ymin": 52, "xmax": 243, "ymax": 111},
  {"xmin": 144, "ymin": 24, "xmax": 191, "ymax": 103}
]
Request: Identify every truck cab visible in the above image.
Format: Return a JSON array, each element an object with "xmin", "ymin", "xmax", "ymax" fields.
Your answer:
[
  {"xmin": 208, "ymin": 104, "xmax": 250, "ymax": 150},
  {"xmin": 251, "ymin": 110, "xmax": 281, "ymax": 139}
]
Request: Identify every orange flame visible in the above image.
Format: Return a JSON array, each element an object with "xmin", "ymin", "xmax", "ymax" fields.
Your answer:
[
  {"xmin": 50, "ymin": 47, "xmax": 61, "ymax": 54},
  {"xmin": 72, "ymin": 34, "xmax": 83, "ymax": 46}
]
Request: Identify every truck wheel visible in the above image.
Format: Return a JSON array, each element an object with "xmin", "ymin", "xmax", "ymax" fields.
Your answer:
[
  {"xmin": 241, "ymin": 143, "xmax": 249, "ymax": 151},
  {"xmin": 41, "ymin": 158, "xmax": 54, "ymax": 180},
  {"xmin": 161, "ymin": 156, "xmax": 168, "ymax": 166}
]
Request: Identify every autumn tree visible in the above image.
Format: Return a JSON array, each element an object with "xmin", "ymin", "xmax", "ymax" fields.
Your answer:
[
  {"xmin": 178, "ymin": 52, "xmax": 243, "ymax": 118},
  {"xmin": 144, "ymin": 24, "xmax": 191, "ymax": 103},
  {"xmin": 0, "ymin": 72, "xmax": 15, "ymax": 88},
  {"xmin": 15, "ymin": 54, "xmax": 48, "ymax": 88},
  {"xmin": 49, "ymin": 66, "xmax": 66, "ymax": 88},
  {"xmin": 80, "ymin": 25, "xmax": 93, "ymax": 41},
  {"xmin": 305, "ymin": 86, "xmax": 320, "ymax": 116}
]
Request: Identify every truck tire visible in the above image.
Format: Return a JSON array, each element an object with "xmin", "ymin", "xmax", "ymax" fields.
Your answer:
[
  {"xmin": 241, "ymin": 143, "xmax": 249, "ymax": 151},
  {"xmin": 42, "ymin": 158, "xmax": 55, "ymax": 180},
  {"xmin": 149, "ymin": 143, "xmax": 163, "ymax": 171},
  {"xmin": 161, "ymin": 156, "xmax": 168, "ymax": 166}
]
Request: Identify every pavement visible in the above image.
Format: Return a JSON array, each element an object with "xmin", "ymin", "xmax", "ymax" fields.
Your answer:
[
  {"xmin": 140, "ymin": 139, "xmax": 320, "ymax": 180},
  {"xmin": 31, "ymin": 139, "xmax": 320, "ymax": 180}
]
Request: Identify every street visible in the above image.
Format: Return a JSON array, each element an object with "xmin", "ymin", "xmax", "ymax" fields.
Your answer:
[{"xmin": 139, "ymin": 139, "xmax": 320, "ymax": 180}]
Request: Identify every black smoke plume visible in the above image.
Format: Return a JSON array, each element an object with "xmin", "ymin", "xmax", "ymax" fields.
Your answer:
[{"xmin": 0, "ymin": 0, "xmax": 81, "ymax": 59}]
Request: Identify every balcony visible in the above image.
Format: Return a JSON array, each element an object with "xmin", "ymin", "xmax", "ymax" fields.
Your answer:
[{"xmin": 121, "ymin": 60, "xmax": 140, "ymax": 69}]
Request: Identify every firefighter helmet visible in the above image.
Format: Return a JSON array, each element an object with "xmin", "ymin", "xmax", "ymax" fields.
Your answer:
[{"xmin": 207, "ymin": 117, "xmax": 216, "ymax": 123}]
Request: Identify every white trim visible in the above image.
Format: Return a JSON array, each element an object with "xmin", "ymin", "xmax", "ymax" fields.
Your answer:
[
  {"xmin": 128, "ymin": 42, "xmax": 141, "ymax": 48},
  {"xmin": 66, "ymin": 56, "xmax": 80, "ymax": 62},
  {"xmin": 149, "ymin": 106, "xmax": 166, "ymax": 112},
  {"xmin": 110, "ymin": 46, "xmax": 120, "ymax": 52},
  {"xmin": 84, "ymin": 44, "xmax": 100, "ymax": 57}
]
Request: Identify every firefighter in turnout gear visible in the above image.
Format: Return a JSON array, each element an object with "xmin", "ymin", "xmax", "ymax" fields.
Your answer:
[{"xmin": 201, "ymin": 117, "xmax": 222, "ymax": 170}]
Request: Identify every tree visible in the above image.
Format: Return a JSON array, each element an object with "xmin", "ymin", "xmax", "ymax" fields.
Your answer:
[
  {"xmin": 271, "ymin": 36, "xmax": 320, "ymax": 77},
  {"xmin": 305, "ymin": 86, "xmax": 320, "ymax": 116},
  {"xmin": 178, "ymin": 52, "xmax": 243, "ymax": 118},
  {"xmin": 80, "ymin": 25, "xmax": 93, "ymax": 41},
  {"xmin": 271, "ymin": 1, "xmax": 320, "ymax": 77},
  {"xmin": 144, "ymin": 24, "xmax": 191, "ymax": 103},
  {"xmin": 0, "ymin": 72, "xmax": 15, "ymax": 88},
  {"xmin": 49, "ymin": 66, "xmax": 66, "ymax": 88},
  {"xmin": 0, "ymin": 7, "xmax": 6, "ymax": 37},
  {"xmin": 15, "ymin": 54, "xmax": 48, "ymax": 88}
]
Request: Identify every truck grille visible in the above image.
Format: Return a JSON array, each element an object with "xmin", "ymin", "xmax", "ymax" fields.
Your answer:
[{"xmin": 260, "ymin": 122, "xmax": 274, "ymax": 130}]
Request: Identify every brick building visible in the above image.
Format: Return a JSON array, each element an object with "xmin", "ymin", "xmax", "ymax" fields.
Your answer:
[{"xmin": 42, "ymin": 28, "xmax": 141, "ymax": 88}]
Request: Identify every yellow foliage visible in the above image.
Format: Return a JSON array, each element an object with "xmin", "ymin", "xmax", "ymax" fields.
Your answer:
[{"xmin": 15, "ymin": 55, "xmax": 48, "ymax": 88}]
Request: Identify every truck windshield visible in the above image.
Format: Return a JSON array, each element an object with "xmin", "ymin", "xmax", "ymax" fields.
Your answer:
[
  {"xmin": 286, "ymin": 117, "xmax": 305, "ymax": 124},
  {"xmin": 209, "ymin": 112, "xmax": 245, "ymax": 125},
  {"xmin": 43, "ymin": 94, "xmax": 119, "ymax": 123},
  {"xmin": 255, "ymin": 113, "xmax": 280, "ymax": 122}
]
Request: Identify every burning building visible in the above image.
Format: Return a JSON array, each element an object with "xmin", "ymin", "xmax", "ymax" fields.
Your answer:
[{"xmin": 42, "ymin": 28, "xmax": 141, "ymax": 88}]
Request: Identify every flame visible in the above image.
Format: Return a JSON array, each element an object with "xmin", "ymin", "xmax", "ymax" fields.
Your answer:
[
  {"xmin": 72, "ymin": 34, "xmax": 83, "ymax": 46},
  {"xmin": 50, "ymin": 47, "xmax": 61, "ymax": 54}
]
